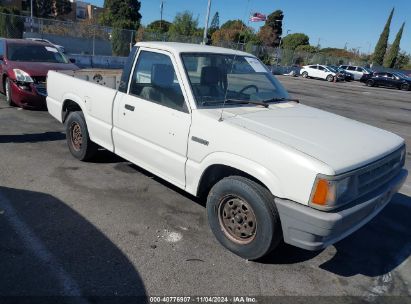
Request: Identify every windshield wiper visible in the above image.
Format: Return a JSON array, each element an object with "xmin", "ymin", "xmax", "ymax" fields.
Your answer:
[
  {"xmin": 223, "ymin": 99, "xmax": 270, "ymax": 108},
  {"xmin": 201, "ymin": 99, "xmax": 269, "ymax": 108},
  {"xmin": 261, "ymin": 97, "xmax": 300, "ymax": 103},
  {"xmin": 201, "ymin": 97, "xmax": 299, "ymax": 108}
]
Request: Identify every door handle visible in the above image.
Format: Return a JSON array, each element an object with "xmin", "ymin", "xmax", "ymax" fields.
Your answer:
[{"xmin": 125, "ymin": 104, "xmax": 135, "ymax": 111}]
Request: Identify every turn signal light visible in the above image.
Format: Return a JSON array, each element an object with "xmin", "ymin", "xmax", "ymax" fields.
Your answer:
[{"xmin": 312, "ymin": 179, "xmax": 329, "ymax": 205}]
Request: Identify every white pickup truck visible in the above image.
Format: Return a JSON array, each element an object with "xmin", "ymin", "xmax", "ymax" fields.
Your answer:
[{"xmin": 47, "ymin": 42, "xmax": 407, "ymax": 260}]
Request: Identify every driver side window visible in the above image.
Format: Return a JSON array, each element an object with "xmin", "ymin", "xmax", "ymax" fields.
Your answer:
[{"xmin": 129, "ymin": 51, "xmax": 187, "ymax": 112}]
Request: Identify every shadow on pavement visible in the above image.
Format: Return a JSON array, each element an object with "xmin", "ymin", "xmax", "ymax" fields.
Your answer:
[
  {"xmin": 0, "ymin": 186, "xmax": 147, "ymax": 301},
  {"xmin": 258, "ymin": 242, "xmax": 322, "ymax": 264},
  {"xmin": 0, "ymin": 132, "xmax": 65, "ymax": 143},
  {"xmin": 320, "ymin": 193, "xmax": 411, "ymax": 277}
]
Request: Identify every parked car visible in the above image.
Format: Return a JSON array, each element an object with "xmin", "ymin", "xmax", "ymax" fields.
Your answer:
[
  {"xmin": 25, "ymin": 38, "xmax": 65, "ymax": 53},
  {"xmin": 328, "ymin": 65, "xmax": 354, "ymax": 81},
  {"xmin": 47, "ymin": 42, "xmax": 407, "ymax": 260},
  {"xmin": 339, "ymin": 65, "xmax": 372, "ymax": 81},
  {"xmin": 0, "ymin": 38, "xmax": 78, "ymax": 109},
  {"xmin": 365, "ymin": 71, "xmax": 411, "ymax": 91},
  {"xmin": 300, "ymin": 64, "xmax": 337, "ymax": 82}
]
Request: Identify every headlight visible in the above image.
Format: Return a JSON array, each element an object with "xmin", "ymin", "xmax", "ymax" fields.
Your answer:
[
  {"xmin": 310, "ymin": 174, "xmax": 357, "ymax": 210},
  {"xmin": 13, "ymin": 69, "xmax": 34, "ymax": 83}
]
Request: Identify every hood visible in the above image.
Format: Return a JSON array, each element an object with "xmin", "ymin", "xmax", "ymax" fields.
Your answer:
[
  {"xmin": 208, "ymin": 103, "xmax": 404, "ymax": 174},
  {"xmin": 6, "ymin": 61, "xmax": 78, "ymax": 77}
]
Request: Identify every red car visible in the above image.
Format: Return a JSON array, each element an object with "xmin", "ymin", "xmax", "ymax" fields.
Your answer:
[{"xmin": 0, "ymin": 38, "xmax": 78, "ymax": 109}]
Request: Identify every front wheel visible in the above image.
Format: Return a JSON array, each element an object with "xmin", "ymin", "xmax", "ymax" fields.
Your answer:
[
  {"xmin": 66, "ymin": 111, "xmax": 98, "ymax": 161},
  {"xmin": 207, "ymin": 176, "xmax": 282, "ymax": 260},
  {"xmin": 366, "ymin": 79, "xmax": 375, "ymax": 87},
  {"xmin": 326, "ymin": 74, "xmax": 334, "ymax": 82},
  {"xmin": 4, "ymin": 78, "xmax": 14, "ymax": 106},
  {"xmin": 301, "ymin": 71, "xmax": 308, "ymax": 78}
]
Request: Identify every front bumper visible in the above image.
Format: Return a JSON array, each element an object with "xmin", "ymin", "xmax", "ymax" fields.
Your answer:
[
  {"xmin": 10, "ymin": 80, "xmax": 47, "ymax": 109},
  {"xmin": 275, "ymin": 169, "xmax": 408, "ymax": 251}
]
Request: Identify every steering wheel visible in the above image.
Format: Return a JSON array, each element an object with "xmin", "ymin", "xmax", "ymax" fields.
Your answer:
[{"xmin": 239, "ymin": 85, "xmax": 259, "ymax": 95}]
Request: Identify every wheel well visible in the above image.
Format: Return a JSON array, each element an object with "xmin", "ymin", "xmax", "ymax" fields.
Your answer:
[
  {"xmin": 62, "ymin": 99, "xmax": 82, "ymax": 122},
  {"xmin": 197, "ymin": 164, "xmax": 269, "ymax": 199}
]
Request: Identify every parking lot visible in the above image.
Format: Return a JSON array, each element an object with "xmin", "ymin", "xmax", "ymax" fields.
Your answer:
[{"xmin": 0, "ymin": 76, "xmax": 410, "ymax": 301}]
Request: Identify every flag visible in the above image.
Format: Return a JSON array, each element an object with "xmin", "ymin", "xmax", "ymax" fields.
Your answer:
[{"xmin": 249, "ymin": 12, "xmax": 266, "ymax": 22}]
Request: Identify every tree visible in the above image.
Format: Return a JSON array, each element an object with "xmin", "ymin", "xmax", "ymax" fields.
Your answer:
[
  {"xmin": 372, "ymin": 8, "xmax": 394, "ymax": 66},
  {"xmin": 257, "ymin": 10, "xmax": 283, "ymax": 47},
  {"xmin": 220, "ymin": 19, "xmax": 245, "ymax": 30},
  {"xmin": 281, "ymin": 33, "xmax": 309, "ymax": 50},
  {"xmin": 394, "ymin": 50, "xmax": 410, "ymax": 69},
  {"xmin": 99, "ymin": 0, "xmax": 142, "ymax": 56},
  {"xmin": 168, "ymin": 11, "xmax": 198, "ymax": 38},
  {"xmin": 210, "ymin": 12, "xmax": 219, "ymax": 30},
  {"xmin": 146, "ymin": 20, "xmax": 171, "ymax": 33},
  {"xmin": 209, "ymin": 11, "xmax": 219, "ymax": 36},
  {"xmin": 33, "ymin": 0, "xmax": 53, "ymax": 18},
  {"xmin": 295, "ymin": 45, "xmax": 319, "ymax": 53},
  {"xmin": 211, "ymin": 20, "xmax": 252, "ymax": 45},
  {"xmin": 384, "ymin": 22, "xmax": 405, "ymax": 68},
  {"xmin": 54, "ymin": 0, "xmax": 72, "ymax": 18},
  {"xmin": 0, "ymin": 6, "xmax": 24, "ymax": 38}
]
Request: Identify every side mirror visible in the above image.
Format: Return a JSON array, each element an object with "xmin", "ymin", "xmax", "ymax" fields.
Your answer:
[{"xmin": 69, "ymin": 58, "xmax": 76, "ymax": 64}]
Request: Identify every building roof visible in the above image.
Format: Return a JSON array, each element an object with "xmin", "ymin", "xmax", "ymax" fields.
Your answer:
[{"xmin": 135, "ymin": 42, "xmax": 253, "ymax": 57}]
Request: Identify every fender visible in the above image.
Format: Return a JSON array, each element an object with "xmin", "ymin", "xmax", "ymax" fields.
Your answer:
[
  {"xmin": 61, "ymin": 93, "xmax": 87, "ymax": 122},
  {"xmin": 185, "ymin": 152, "xmax": 284, "ymax": 198}
]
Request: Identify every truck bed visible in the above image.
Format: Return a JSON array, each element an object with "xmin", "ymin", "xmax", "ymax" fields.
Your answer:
[
  {"xmin": 59, "ymin": 69, "xmax": 123, "ymax": 90},
  {"xmin": 47, "ymin": 69, "xmax": 120, "ymax": 151}
]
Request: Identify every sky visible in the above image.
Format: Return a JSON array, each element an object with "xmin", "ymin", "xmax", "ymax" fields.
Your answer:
[{"xmin": 88, "ymin": 0, "xmax": 411, "ymax": 54}]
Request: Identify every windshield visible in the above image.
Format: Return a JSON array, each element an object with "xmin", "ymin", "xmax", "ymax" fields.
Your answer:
[
  {"xmin": 7, "ymin": 44, "xmax": 68, "ymax": 63},
  {"xmin": 181, "ymin": 53, "xmax": 289, "ymax": 107},
  {"xmin": 327, "ymin": 66, "xmax": 338, "ymax": 72},
  {"xmin": 393, "ymin": 72, "xmax": 409, "ymax": 79}
]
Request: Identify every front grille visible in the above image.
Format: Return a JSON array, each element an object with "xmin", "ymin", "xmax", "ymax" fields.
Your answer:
[
  {"xmin": 32, "ymin": 76, "xmax": 47, "ymax": 84},
  {"xmin": 34, "ymin": 84, "xmax": 47, "ymax": 96},
  {"xmin": 357, "ymin": 147, "xmax": 404, "ymax": 197}
]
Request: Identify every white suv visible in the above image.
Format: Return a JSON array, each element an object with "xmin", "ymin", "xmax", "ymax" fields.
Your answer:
[
  {"xmin": 339, "ymin": 65, "xmax": 372, "ymax": 81},
  {"xmin": 300, "ymin": 65, "xmax": 336, "ymax": 82}
]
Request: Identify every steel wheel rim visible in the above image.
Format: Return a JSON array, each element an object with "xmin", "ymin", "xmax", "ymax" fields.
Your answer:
[
  {"xmin": 70, "ymin": 122, "xmax": 83, "ymax": 151},
  {"xmin": 218, "ymin": 194, "xmax": 257, "ymax": 245}
]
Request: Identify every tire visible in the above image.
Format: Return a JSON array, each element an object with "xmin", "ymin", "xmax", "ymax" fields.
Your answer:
[
  {"xmin": 366, "ymin": 79, "xmax": 375, "ymax": 87},
  {"xmin": 207, "ymin": 176, "xmax": 282, "ymax": 260},
  {"xmin": 301, "ymin": 71, "xmax": 308, "ymax": 78},
  {"xmin": 400, "ymin": 83, "xmax": 410, "ymax": 91},
  {"xmin": 65, "ymin": 111, "xmax": 98, "ymax": 161},
  {"xmin": 326, "ymin": 74, "xmax": 334, "ymax": 82},
  {"xmin": 4, "ymin": 78, "xmax": 14, "ymax": 106}
]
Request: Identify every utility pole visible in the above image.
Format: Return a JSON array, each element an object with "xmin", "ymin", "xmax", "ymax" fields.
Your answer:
[
  {"xmin": 202, "ymin": 0, "xmax": 212, "ymax": 44},
  {"xmin": 30, "ymin": 0, "xmax": 34, "ymax": 32},
  {"xmin": 30, "ymin": 0, "xmax": 34, "ymax": 19}
]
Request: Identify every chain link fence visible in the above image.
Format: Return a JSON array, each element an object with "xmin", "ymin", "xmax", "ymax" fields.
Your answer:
[
  {"xmin": 0, "ymin": 12, "xmax": 136, "ymax": 56},
  {"xmin": 0, "ymin": 12, "xmax": 377, "ymax": 71}
]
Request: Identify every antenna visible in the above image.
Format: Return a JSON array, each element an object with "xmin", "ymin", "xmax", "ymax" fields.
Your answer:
[{"xmin": 219, "ymin": 0, "xmax": 251, "ymax": 122}]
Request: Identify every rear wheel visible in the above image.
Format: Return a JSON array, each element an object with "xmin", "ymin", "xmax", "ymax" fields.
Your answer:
[
  {"xmin": 301, "ymin": 71, "xmax": 308, "ymax": 78},
  {"xmin": 326, "ymin": 74, "xmax": 334, "ymax": 82},
  {"xmin": 66, "ymin": 111, "xmax": 98, "ymax": 161},
  {"xmin": 400, "ymin": 83, "xmax": 410, "ymax": 91},
  {"xmin": 207, "ymin": 176, "xmax": 282, "ymax": 260}
]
